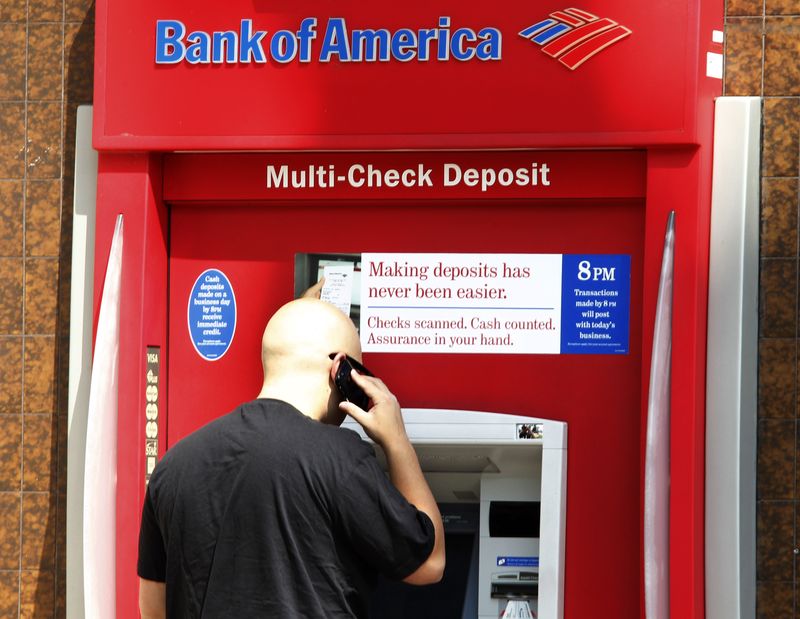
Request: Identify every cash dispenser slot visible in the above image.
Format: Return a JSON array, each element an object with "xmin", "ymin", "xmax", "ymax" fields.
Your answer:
[{"xmin": 491, "ymin": 571, "xmax": 539, "ymax": 599}]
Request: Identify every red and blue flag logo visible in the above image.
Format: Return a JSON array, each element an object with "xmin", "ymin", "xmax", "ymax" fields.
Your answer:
[{"xmin": 519, "ymin": 8, "xmax": 632, "ymax": 70}]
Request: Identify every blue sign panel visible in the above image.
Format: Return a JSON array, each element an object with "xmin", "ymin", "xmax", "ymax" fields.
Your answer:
[
  {"xmin": 187, "ymin": 268, "xmax": 237, "ymax": 361},
  {"xmin": 497, "ymin": 556, "xmax": 539, "ymax": 567},
  {"xmin": 560, "ymin": 254, "xmax": 631, "ymax": 354}
]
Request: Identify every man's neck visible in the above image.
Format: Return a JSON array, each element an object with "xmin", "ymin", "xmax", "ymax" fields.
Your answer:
[{"xmin": 257, "ymin": 382, "xmax": 325, "ymax": 421}]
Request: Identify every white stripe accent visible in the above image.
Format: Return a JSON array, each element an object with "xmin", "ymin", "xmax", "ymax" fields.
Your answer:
[
  {"xmin": 83, "ymin": 214, "xmax": 123, "ymax": 619},
  {"xmin": 644, "ymin": 212, "xmax": 674, "ymax": 619}
]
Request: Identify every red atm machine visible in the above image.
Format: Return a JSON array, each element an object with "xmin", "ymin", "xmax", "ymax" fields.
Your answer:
[{"xmin": 86, "ymin": 0, "xmax": 724, "ymax": 617}]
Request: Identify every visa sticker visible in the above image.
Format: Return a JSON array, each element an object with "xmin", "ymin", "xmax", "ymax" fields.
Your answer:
[{"xmin": 497, "ymin": 556, "xmax": 539, "ymax": 567}]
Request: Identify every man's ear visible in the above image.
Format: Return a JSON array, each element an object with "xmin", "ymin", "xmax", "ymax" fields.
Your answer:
[{"xmin": 329, "ymin": 352, "xmax": 346, "ymax": 384}]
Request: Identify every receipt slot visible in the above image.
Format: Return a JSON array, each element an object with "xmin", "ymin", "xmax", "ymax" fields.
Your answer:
[{"xmin": 343, "ymin": 410, "xmax": 567, "ymax": 619}]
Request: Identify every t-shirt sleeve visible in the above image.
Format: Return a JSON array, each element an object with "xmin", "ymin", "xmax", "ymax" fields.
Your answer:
[
  {"xmin": 334, "ymin": 452, "xmax": 436, "ymax": 581},
  {"xmin": 137, "ymin": 484, "xmax": 167, "ymax": 582}
]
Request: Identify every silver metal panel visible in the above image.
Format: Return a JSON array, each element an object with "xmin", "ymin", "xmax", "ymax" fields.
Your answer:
[{"xmin": 705, "ymin": 96, "xmax": 760, "ymax": 619}]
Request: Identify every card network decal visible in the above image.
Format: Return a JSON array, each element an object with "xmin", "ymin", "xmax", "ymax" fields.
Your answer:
[{"xmin": 519, "ymin": 8, "xmax": 632, "ymax": 70}]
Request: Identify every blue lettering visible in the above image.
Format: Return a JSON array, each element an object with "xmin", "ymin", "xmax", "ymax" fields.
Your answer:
[
  {"xmin": 154, "ymin": 16, "xmax": 500, "ymax": 66},
  {"xmin": 186, "ymin": 31, "xmax": 211, "ymax": 64},
  {"xmin": 239, "ymin": 19, "xmax": 267, "ymax": 63},
  {"xmin": 417, "ymin": 28, "xmax": 438, "ymax": 61},
  {"xmin": 352, "ymin": 30, "xmax": 390, "ymax": 61},
  {"xmin": 320, "ymin": 18, "xmax": 351, "ymax": 62},
  {"xmin": 476, "ymin": 28, "xmax": 502, "ymax": 60},
  {"xmin": 155, "ymin": 20, "xmax": 186, "ymax": 64},
  {"xmin": 437, "ymin": 17, "xmax": 451, "ymax": 60},
  {"xmin": 450, "ymin": 28, "xmax": 476, "ymax": 61},
  {"xmin": 391, "ymin": 29, "xmax": 417, "ymax": 61},
  {"xmin": 297, "ymin": 18, "xmax": 317, "ymax": 62},
  {"xmin": 271, "ymin": 30, "xmax": 297, "ymax": 63},
  {"xmin": 212, "ymin": 31, "xmax": 238, "ymax": 63}
]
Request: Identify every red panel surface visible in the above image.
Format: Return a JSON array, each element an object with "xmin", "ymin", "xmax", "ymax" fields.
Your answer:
[
  {"xmin": 93, "ymin": 153, "xmax": 168, "ymax": 619},
  {"xmin": 168, "ymin": 197, "xmax": 645, "ymax": 617},
  {"xmin": 93, "ymin": 0, "xmax": 717, "ymax": 150}
]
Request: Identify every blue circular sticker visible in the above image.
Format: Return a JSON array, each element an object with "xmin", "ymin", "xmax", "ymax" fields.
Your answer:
[{"xmin": 187, "ymin": 268, "xmax": 237, "ymax": 361}]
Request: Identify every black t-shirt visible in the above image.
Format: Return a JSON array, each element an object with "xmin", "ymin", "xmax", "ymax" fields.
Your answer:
[{"xmin": 137, "ymin": 399, "xmax": 435, "ymax": 618}]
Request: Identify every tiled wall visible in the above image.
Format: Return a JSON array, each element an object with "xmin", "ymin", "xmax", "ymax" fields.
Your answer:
[
  {"xmin": 0, "ymin": 0, "xmax": 94, "ymax": 616},
  {"xmin": 726, "ymin": 0, "xmax": 800, "ymax": 617}
]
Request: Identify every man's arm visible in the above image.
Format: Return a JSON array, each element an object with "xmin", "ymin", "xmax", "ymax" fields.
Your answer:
[
  {"xmin": 339, "ymin": 368, "xmax": 445, "ymax": 584},
  {"xmin": 139, "ymin": 578, "xmax": 166, "ymax": 619}
]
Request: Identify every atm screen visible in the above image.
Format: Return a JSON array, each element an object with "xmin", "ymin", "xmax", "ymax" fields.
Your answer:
[{"xmin": 369, "ymin": 505, "xmax": 479, "ymax": 619}]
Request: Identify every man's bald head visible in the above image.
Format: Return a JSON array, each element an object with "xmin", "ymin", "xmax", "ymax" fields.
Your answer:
[
  {"xmin": 258, "ymin": 299, "xmax": 361, "ymax": 421},
  {"xmin": 262, "ymin": 298, "xmax": 361, "ymax": 371}
]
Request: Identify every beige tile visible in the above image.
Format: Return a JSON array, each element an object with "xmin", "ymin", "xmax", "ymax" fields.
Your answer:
[
  {"xmin": 0, "ymin": 571, "xmax": 19, "ymax": 617},
  {"xmin": 26, "ymin": 103, "xmax": 63, "ymax": 180},
  {"xmin": 66, "ymin": 0, "xmax": 94, "ymax": 23},
  {"xmin": 0, "ymin": 104, "xmax": 25, "ymax": 179},
  {"xmin": 0, "ymin": 182, "xmax": 24, "ymax": 257},
  {"xmin": 0, "ymin": 417, "xmax": 21, "ymax": 493},
  {"xmin": 21, "ymin": 493, "xmax": 55, "ymax": 570},
  {"xmin": 0, "ymin": 338, "xmax": 22, "ymax": 415},
  {"xmin": 0, "ymin": 25, "xmax": 27, "ymax": 102},
  {"xmin": 728, "ymin": 0, "xmax": 765, "ymax": 15},
  {"xmin": 28, "ymin": 0, "xmax": 64, "ymax": 23},
  {"xmin": 0, "ymin": 493, "xmax": 21, "ymax": 570},
  {"xmin": 64, "ymin": 22, "xmax": 94, "ymax": 105},
  {"xmin": 20, "ymin": 569, "xmax": 54, "ymax": 618},
  {"xmin": 766, "ymin": 0, "xmax": 800, "ymax": 14},
  {"xmin": 725, "ymin": 18, "xmax": 763, "ymax": 96},
  {"xmin": 757, "ymin": 580, "xmax": 794, "ymax": 618},
  {"xmin": 762, "ymin": 98, "xmax": 800, "ymax": 177},
  {"xmin": 24, "ymin": 260, "xmax": 59, "ymax": 336},
  {"xmin": 757, "ymin": 501, "xmax": 794, "ymax": 579},
  {"xmin": 23, "ymin": 338, "xmax": 55, "ymax": 415},
  {"xmin": 758, "ymin": 420, "xmax": 796, "ymax": 499},
  {"xmin": 22, "ymin": 416, "xmax": 54, "ymax": 492},
  {"xmin": 0, "ymin": 260, "xmax": 23, "ymax": 335},
  {"xmin": 764, "ymin": 17, "xmax": 800, "ymax": 96},
  {"xmin": 28, "ymin": 24, "xmax": 64, "ymax": 102},
  {"xmin": 761, "ymin": 177, "xmax": 798, "ymax": 258},
  {"xmin": 25, "ymin": 181, "xmax": 61, "ymax": 258},
  {"xmin": 0, "ymin": 0, "xmax": 27, "ymax": 21}
]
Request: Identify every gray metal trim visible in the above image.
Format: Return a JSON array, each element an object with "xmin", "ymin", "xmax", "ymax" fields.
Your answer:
[{"xmin": 705, "ymin": 96, "xmax": 760, "ymax": 619}]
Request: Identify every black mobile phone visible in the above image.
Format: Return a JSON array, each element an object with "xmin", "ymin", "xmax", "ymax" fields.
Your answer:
[{"xmin": 331, "ymin": 354, "xmax": 374, "ymax": 411}]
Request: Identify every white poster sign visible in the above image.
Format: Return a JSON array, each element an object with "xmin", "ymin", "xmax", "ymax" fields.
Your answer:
[{"xmin": 360, "ymin": 253, "xmax": 562, "ymax": 354}]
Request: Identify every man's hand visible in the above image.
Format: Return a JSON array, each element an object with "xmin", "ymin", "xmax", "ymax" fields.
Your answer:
[
  {"xmin": 337, "ymin": 370, "xmax": 408, "ymax": 450},
  {"xmin": 300, "ymin": 277, "xmax": 325, "ymax": 299}
]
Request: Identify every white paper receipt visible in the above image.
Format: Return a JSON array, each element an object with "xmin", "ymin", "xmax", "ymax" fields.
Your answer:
[{"xmin": 321, "ymin": 264, "xmax": 355, "ymax": 316}]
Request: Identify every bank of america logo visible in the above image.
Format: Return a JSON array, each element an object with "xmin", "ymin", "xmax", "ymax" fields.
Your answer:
[{"xmin": 519, "ymin": 8, "xmax": 632, "ymax": 70}]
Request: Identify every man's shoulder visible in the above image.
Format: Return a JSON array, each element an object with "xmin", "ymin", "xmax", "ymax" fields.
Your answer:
[{"xmin": 150, "ymin": 403, "xmax": 248, "ymax": 478}]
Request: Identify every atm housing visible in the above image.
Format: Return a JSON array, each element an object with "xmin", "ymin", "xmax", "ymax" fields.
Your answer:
[
  {"xmin": 86, "ymin": 1, "xmax": 724, "ymax": 618},
  {"xmin": 342, "ymin": 410, "xmax": 567, "ymax": 619}
]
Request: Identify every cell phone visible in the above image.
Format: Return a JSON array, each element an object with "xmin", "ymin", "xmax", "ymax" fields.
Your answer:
[{"xmin": 330, "ymin": 354, "xmax": 374, "ymax": 411}]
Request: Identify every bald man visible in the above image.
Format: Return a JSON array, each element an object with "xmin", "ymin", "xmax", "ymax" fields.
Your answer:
[{"xmin": 137, "ymin": 299, "xmax": 444, "ymax": 618}]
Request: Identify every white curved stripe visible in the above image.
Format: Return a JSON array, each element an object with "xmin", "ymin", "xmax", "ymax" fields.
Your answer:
[
  {"xmin": 83, "ymin": 214, "xmax": 123, "ymax": 619},
  {"xmin": 644, "ymin": 212, "xmax": 674, "ymax": 619}
]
